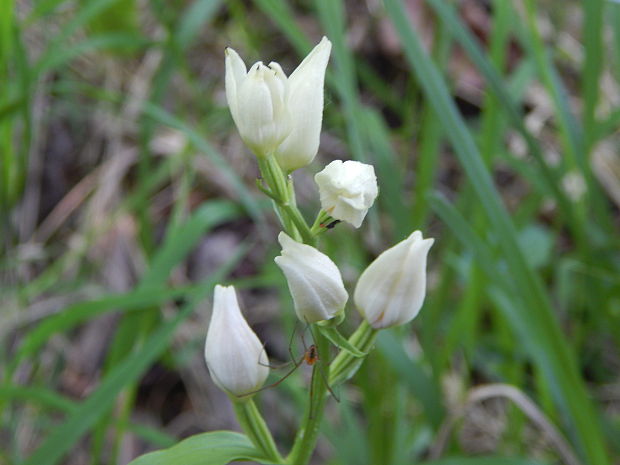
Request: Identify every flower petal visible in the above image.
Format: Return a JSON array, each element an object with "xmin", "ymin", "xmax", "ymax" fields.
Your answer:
[
  {"xmin": 275, "ymin": 37, "xmax": 332, "ymax": 172},
  {"xmin": 225, "ymin": 48, "xmax": 247, "ymax": 128},
  {"xmin": 236, "ymin": 63, "xmax": 279, "ymax": 154}
]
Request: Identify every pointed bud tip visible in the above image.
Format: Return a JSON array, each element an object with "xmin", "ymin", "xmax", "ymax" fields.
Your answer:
[
  {"xmin": 277, "ymin": 231, "xmax": 295, "ymax": 248},
  {"xmin": 214, "ymin": 283, "xmax": 232, "ymax": 294}
]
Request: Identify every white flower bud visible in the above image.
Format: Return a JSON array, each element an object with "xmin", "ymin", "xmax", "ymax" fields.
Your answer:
[
  {"xmin": 274, "ymin": 232, "xmax": 348, "ymax": 323},
  {"xmin": 205, "ymin": 285, "xmax": 269, "ymax": 397},
  {"xmin": 225, "ymin": 37, "xmax": 331, "ymax": 169},
  {"xmin": 314, "ymin": 160, "xmax": 378, "ymax": 228},
  {"xmin": 354, "ymin": 231, "xmax": 434, "ymax": 329}
]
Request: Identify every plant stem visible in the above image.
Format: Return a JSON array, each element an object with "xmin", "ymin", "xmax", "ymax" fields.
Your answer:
[
  {"xmin": 286, "ymin": 326, "xmax": 330, "ymax": 465},
  {"xmin": 232, "ymin": 399, "xmax": 283, "ymax": 463},
  {"xmin": 256, "ymin": 155, "xmax": 315, "ymax": 245},
  {"xmin": 329, "ymin": 320, "xmax": 378, "ymax": 386},
  {"xmin": 309, "ymin": 210, "xmax": 332, "ymax": 236},
  {"xmin": 281, "ymin": 203, "xmax": 315, "ymax": 245},
  {"xmin": 257, "ymin": 156, "xmax": 298, "ymax": 239},
  {"xmin": 257, "ymin": 155, "xmax": 288, "ymax": 201}
]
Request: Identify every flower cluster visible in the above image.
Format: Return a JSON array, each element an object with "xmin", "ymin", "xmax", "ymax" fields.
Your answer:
[{"xmin": 205, "ymin": 37, "xmax": 434, "ymax": 401}]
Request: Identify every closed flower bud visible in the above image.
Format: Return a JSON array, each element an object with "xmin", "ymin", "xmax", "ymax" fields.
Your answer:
[
  {"xmin": 314, "ymin": 160, "xmax": 378, "ymax": 228},
  {"xmin": 354, "ymin": 231, "xmax": 434, "ymax": 329},
  {"xmin": 274, "ymin": 232, "xmax": 348, "ymax": 323},
  {"xmin": 225, "ymin": 37, "xmax": 331, "ymax": 169},
  {"xmin": 205, "ymin": 285, "xmax": 269, "ymax": 397}
]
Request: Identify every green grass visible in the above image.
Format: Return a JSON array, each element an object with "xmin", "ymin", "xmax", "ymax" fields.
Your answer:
[{"xmin": 1, "ymin": 0, "xmax": 619, "ymax": 464}]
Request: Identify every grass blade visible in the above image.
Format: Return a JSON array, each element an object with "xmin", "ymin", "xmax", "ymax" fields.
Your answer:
[
  {"xmin": 425, "ymin": 0, "xmax": 584, "ymax": 244},
  {"xmin": 21, "ymin": 283, "xmax": 212, "ymax": 465},
  {"xmin": 142, "ymin": 103, "xmax": 264, "ymax": 224},
  {"xmin": 582, "ymin": 0, "xmax": 605, "ymax": 150},
  {"xmin": 315, "ymin": 0, "xmax": 366, "ymax": 163},
  {"xmin": 384, "ymin": 1, "xmax": 609, "ymax": 462},
  {"xmin": 139, "ymin": 201, "xmax": 239, "ymax": 288}
]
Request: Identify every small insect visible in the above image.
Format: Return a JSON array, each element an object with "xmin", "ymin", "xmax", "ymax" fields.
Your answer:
[
  {"xmin": 240, "ymin": 326, "xmax": 339, "ymax": 402},
  {"xmin": 303, "ymin": 344, "xmax": 319, "ymax": 366},
  {"xmin": 319, "ymin": 219, "xmax": 341, "ymax": 230}
]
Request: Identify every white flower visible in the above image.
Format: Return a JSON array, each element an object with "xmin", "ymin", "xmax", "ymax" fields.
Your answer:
[
  {"xmin": 205, "ymin": 285, "xmax": 269, "ymax": 397},
  {"xmin": 225, "ymin": 37, "xmax": 331, "ymax": 170},
  {"xmin": 274, "ymin": 232, "xmax": 348, "ymax": 323},
  {"xmin": 354, "ymin": 231, "xmax": 434, "ymax": 329},
  {"xmin": 314, "ymin": 160, "xmax": 378, "ymax": 228}
]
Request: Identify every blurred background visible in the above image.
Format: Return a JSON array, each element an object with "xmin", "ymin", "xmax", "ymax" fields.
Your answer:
[{"xmin": 1, "ymin": 0, "xmax": 620, "ymax": 464}]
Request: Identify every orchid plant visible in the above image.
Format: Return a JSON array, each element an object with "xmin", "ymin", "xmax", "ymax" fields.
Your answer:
[{"xmin": 128, "ymin": 37, "xmax": 433, "ymax": 465}]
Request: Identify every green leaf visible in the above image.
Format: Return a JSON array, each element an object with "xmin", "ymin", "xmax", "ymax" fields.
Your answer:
[
  {"xmin": 127, "ymin": 431, "xmax": 277, "ymax": 465},
  {"xmin": 318, "ymin": 326, "xmax": 366, "ymax": 357}
]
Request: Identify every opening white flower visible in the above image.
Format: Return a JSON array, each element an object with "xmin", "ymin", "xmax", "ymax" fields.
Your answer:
[
  {"xmin": 314, "ymin": 160, "xmax": 379, "ymax": 228},
  {"xmin": 225, "ymin": 37, "xmax": 331, "ymax": 170}
]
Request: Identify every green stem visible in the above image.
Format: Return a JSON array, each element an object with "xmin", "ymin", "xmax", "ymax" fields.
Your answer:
[
  {"xmin": 256, "ymin": 155, "xmax": 315, "ymax": 245},
  {"xmin": 257, "ymin": 156, "xmax": 299, "ymax": 239},
  {"xmin": 309, "ymin": 210, "xmax": 332, "ymax": 236},
  {"xmin": 257, "ymin": 155, "xmax": 288, "ymax": 201},
  {"xmin": 329, "ymin": 320, "xmax": 378, "ymax": 386},
  {"xmin": 286, "ymin": 326, "xmax": 330, "ymax": 465},
  {"xmin": 232, "ymin": 399, "xmax": 283, "ymax": 463},
  {"xmin": 281, "ymin": 204, "xmax": 315, "ymax": 246}
]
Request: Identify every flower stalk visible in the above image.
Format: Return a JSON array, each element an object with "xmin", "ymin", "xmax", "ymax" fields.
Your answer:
[
  {"xmin": 286, "ymin": 326, "xmax": 330, "ymax": 465},
  {"xmin": 329, "ymin": 320, "xmax": 378, "ymax": 387},
  {"xmin": 256, "ymin": 155, "xmax": 315, "ymax": 245},
  {"xmin": 232, "ymin": 399, "xmax": 283, "ymax": 463}
]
